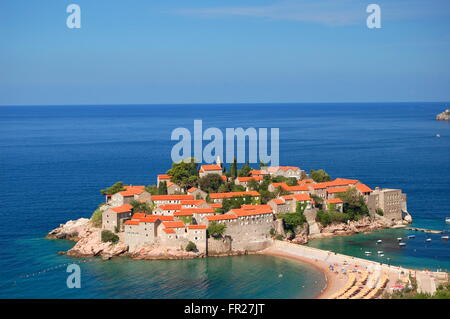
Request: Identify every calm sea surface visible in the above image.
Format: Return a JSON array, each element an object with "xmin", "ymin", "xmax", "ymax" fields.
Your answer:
[{"xmin": 0, "ymin": 103, "xmax": 449, "ymax": 298}]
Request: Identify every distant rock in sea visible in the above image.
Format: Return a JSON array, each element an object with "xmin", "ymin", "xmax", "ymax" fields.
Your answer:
[{"xmin": 436, "ymin": 109, "xmax": 450, "ymax": 121}]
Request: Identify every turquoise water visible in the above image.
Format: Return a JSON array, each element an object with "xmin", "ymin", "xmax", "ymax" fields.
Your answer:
[{"xmin": 0, "ymin": 102, "xmax": 449, "ymax": 298}]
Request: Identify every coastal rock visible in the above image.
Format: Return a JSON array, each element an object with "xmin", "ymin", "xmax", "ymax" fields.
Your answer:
[
  {"xmin": 291, "ymin": 224, "xmax": 309, "ymax": 244},
  {"xmin": 129, "ymin": 245, "xmax": 201, "ymax": 259},
  {"xmin": 312, "ymin": 217, "xmax": 388, "ymax": 239},
  {"xmin": 67, "ymin": 229, "xmax": 128, "ymax": 257},
  {"xmin": 47, "ymin": 218, "xmax": 91, "ymax": 241},
  {"xmin": 436, "ymin": 109, "xmax": 450, "ymax": 121}
]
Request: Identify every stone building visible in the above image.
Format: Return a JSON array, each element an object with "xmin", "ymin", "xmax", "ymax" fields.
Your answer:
[
  {"xmin": 367, "ymin": 188, "xmax": 407, "ymax": 222},
  {"xmin": 235, "ymin": 176, "xmax": 263, "ymax": 189},
  {"xmin": 187, "ymin": 187, "xmax": 207, "ymax": 200},
  {"xmin": 166, "ymin": 181, "xmax": 182, "ymax": 195},
  {"xmin": 265, "ymin": 166, "xmax": 304, "ymax": 179},
  {"xmin": 199, "ymin": 164, "xmax": 223, "ymax": 178},
  {"xmin": 151, "ymin": 194, "xmax": 194, "ymax": 206},
  {"xmin": 326, "ymin": 198, "xmax": 344, "ymax": 213},
  {"xmin": 102, "ymin": 203, "xmax": 133, "ymax": 232},
  {"xmin": 186, "ymin": 225, "xmax": 207, "ymax": 253},
  {"xmin": 108, "ymin": 185, "xmax": 150, "ymax": 207},
  {"xmin": 157, "ymin": 174, "xmax": 172, "ymax": 186}
]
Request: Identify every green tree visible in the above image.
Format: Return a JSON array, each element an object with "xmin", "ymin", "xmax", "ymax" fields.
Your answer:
[
  {"xmin": 167, "ymin": 159, "xmax": 198, "ymax": 189},
  {"xmin": 145, "ymin": 184, "xmax": 159, "ymax": 195},
  {"xmin": 90, "ymin": 208, "xmax": 103, "ymax": 228},
  {"xmin": 101, "ymin": 230, "xmax": 119, "ymax": 243},
  {"xmin": 158, "ymin": 181, "xmax": 168, "ymax": 195},
  {"xmin": 310, "ymin": 169, "xmax": 331, "ymax": 183},
  {"xmin": 230, "ymin": 158, "xmax": 238, "ymax": 178},
  {"xmin": 130, "ymin": 199, "xmax": 154, "ymax": 214},
  {"xmin": 199, "ymin": 174, "xmax": 224, "ymax": 193},
  {"xmin": 238, "ymin": 162, "xmax": 252, "ymax": 177},
  {"xmin": 100, "ymin": 181, "xmax": 125, "ymax": 195},
  {"xmin": 207, "ymin": 222, "xmax": 227, "ymax": 239},
  {"xmin": 337, "ymin": 188, "xmax": 369, "ymax": 220},
  {"xmin": 279, "ymin": 212, "xmax": 306, "ymax": 233},
  {"xmin": 316, "ymin": 210, "xmax": 349, "ymax": 227},
  {"xmin": 185, "ymin": 241, "xmax": 197, "ymax": 252},
  {"xmin": 247, "ymin": 179, "xmax": 260, "ymax": 191}
]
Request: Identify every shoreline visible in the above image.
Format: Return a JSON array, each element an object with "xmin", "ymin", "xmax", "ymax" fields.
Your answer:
[{"xmin": 260, "ymin": 249, "xmax": 339, "ymax": 299}]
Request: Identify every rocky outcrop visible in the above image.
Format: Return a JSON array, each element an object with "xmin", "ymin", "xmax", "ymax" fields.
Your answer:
[
  {"xmin": 291, "ymin": 224, "xmax": 309, "ymax": 244},
  {"xmin": 47, "ymin": 218, "xmax": 91, "ymax": 241},
  {"xmin": 309, "ymin": 217, "xmax": 389, "ymax": 239},
  {"xmin": 67, "ymin": 228, "xmax": 128, "ymax": 258},
  {"xmin": 129, "ymin": 245, "xmax": 203, "ymax": 260},
  {"xmin": 436, "ymin": 109, "xmax": 450, "ymax": 121}
]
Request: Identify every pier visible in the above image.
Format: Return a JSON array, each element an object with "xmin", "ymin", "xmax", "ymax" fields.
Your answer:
[{"xmin": 406, "ymin": 227, "xmax": 443, "ymax": 234}]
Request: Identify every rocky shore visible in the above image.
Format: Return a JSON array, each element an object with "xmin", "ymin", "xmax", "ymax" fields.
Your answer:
[
  {"xmin": 47, "ymin": 218, "xmax": 250, "ymax": 260},
  {"xmin": 436, "ymin": 109, "xmax": 450, "ymax": 121}
]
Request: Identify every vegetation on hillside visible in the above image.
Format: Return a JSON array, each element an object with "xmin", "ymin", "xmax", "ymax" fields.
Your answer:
[
  {"xmin": 167, "ymin": 159, "xmax": 199, "ymax": 189},
  {"xmin": 310, "ymin": 169, "xmax": 331, "ymax": 182},
  {"xmin": 101, "ymin": 230, "xmax": 119, "ymax": 244},
  {"xmin": 90, "ymin": 208, "xmax": 102, "ymax": 228},
  {"xmin": 129, "ymin": 199, "xmax": 154, "ymax": 214},
  {"xmin": 207, "ymin": 222, "xmax": 226, "ymax": 239},
  {"xmin": 100, "ymin": 181, "xmax": 125, "ymax": 195},
  {"xmin": 198, "ymin": 174, "xmax": 224, "ymax": 193}
]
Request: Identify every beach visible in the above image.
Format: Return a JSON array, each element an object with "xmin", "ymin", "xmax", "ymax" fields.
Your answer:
[{"xmin": 261, "ymin": 240, "xmax": 448, "ymax": 299}]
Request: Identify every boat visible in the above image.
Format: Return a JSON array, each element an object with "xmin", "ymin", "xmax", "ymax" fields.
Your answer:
[
  {"xmin": 397, "ymin": 237, "xmax": 402, "ymax": 241},
  {"xmin": 399, "ymin": 242, "xmax": 406, "ymax": 246},
  {"xmin": 407, "ymin": 235, "xmax": 415, "ymax": 239},
  {"xmin": 379, "ymin": 254, "xmax": 385, "ymax": 257},
  {"xmin": 364, "ymin": 251, "xmax": 372, "ymax": 255},
  {"xmin": 446, "ymin": 217, "xmax": 450, "ymax": 223},
  {"xmin": 377, "ymin": 251, "xmax": 384, "ymax": 254},
  {"xmin": 376, "ymin": 240, "xmax": 383, "ymax": 244},
  {"xmin": 436, "ymin": 134, "xmax": 441, "ymax": 138},
  {"xmin": 426, "ymin": 238, "xmax": 432, "ymax": 242},
  {"xmin": 441, "ymin": 235, "xmax": 449, "ymax": 240}
]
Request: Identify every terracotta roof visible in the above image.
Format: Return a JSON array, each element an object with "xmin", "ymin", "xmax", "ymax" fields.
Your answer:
[
  {"xmin": 158, "ymin": 174, "xmax": 172, "ymax": 180},
  {"xmin": 131, "ymin": 212, "xmax": 146, "ymax": 219},
  {"xmin": 230, "ymin": 206, "xmax": 273, "ymax": 217},
  {"xmin": 200, "ymin": 164, "xmax": 222, "ymax": 172},
  {"xmin": 209, "ymin": 203, "xmax": 222, "ymax": 209},
  {"xmin": 271, "ymin": 198, "xmax": 285, "ymax": 205},
  {"xmin": 124, "ymin": 220, "xmax": 140, "ymax": 225},
  {"xmin": 173, "ymin": 211, "xmax": 193, "ymax": 216},
  {"xmin": 187, "ymin": 187, "xmax": 198, "ymax": 193},
  {"xmin": 298, "ymin": 179, "xmax": 314, "ymax": 184},
  {"xmin": 328, "ymin": 198, "xmax": 344, "ymax": 204},
  {"xmin": 205, "ymin": 214, "xmax": 237, "ymax": 221},
  {"xmin": 268, "ymin": 166, "xmax": 300, "ymax": 172},
  {"xmin": 355, "ymin": 183, "xmax": 373, "ymax": 193},
  {"xmin": 221, "ymin": 176, "xmax": 227, "ymax": 182},
  {"xmin": 152, "ymin": 215, "xmax": 174, "ymax": 221},
  {"xmin": 179, "ymin": 208, "xmax": 215, "ymax": 214},
  {"xmin": 250, "ymin": 169, "xmax": 268, "ymax": 175},
  {"xmin": 181, "ymin": 199, "xmax": 206, "ymax": 206},
  {"xmin": 327, "ymin": 187, "xmax": 350, "ymax": 194},
  {"xmin": 162, "ymin": 221, "xmax": 185, "ymax": 228},
  {"xmin": 209, "ymin": 191, "xmax": 260, "ymax": 199},
  {"xmin": 187, "ymin": 225, "xmax": 207, "ymax": 230},
  {"xmin": 282, "ymin": 194, "xmax": 311, "ymax": 201},
  {"xmin": 236, "ymin": 176, "xmax": 263, "ymax": 182},
  {"xmin": 158, "ymin": 204, "xmax": 182, "ymax": 210},
  {"xmin": 163, "ymin": 228, "xmax": 176, "ymax": 234},
  {"xmin": 111, "ymin": 204, "xmax": 133, "ymax": 213},
  {"xmin": 151, "ymin": 195, "xmax": 194, "ymax": 201},
  {"xmin": 119, "ymin": 186, "xmax": 145, "ymax": 197}
]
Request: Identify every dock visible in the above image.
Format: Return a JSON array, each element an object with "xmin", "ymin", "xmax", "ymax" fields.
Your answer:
[{"xmin": 406, "ymin": 227, "xmax": 442, "ymax": 234}]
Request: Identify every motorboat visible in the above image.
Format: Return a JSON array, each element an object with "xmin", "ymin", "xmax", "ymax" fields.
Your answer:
[
  {"xmin": 376, "ymin": 240, "xmax": 383, "ymax": 244},
  {"xmin": 377, "ymin": 251, "xmax": 384, "ymax": 254},
  {"xmin": 364, "ymin": 251, "xmax": 372, "ymax": 255},
  {"xmin": 399, "ymin": 242, "xmax": 406, "ymax": 246},
  {"xmin": 407, "ymin": 235, "xmax": 415, "ymax": 239},
  {"xmin": 445, "ymin": 217, "xmax": 450, "ymax": 223},
  {"xmin": 426, "ymin": 238, "xmax": 432, "ymax": 242},
  {"xmin": 397, "ymin": 237, "xmax": 402, "ymax": 241},
  {"xmin": 441, "ymin": 235, "xmax": 449, "ymax": 240}
]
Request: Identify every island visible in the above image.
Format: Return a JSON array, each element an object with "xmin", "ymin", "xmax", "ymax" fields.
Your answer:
[
  {"xmin": 48, "ymin": 159, "xmax": 450, "ymax": 299},
  {"xmin": 436, "ymin": 109, "xmax": 450, "ymax": 121}
]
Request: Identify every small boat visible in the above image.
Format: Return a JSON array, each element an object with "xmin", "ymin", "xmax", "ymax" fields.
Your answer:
[
  {"xmin": 408, "ymin": 235, "xmax": 415, "ymax": 239},
  {"xmin": 376, "ymin": 240, "xmax": 383, "ymax": 244},
  {"xmin": 397, "ymin": 237, "xmax": 402, "ymax": 241},
  {"xmin": 399, "ymin": 242, "xmax": 406, "ymax": 246},
  {"xmin": 441, "ymin": 235, "xmax": 449, "ymax": 240},
  {"xmin": 377, "ymin": 251, "xmax": 384, "ymax": 254},
  {"xmin": 379, "ymin": 254, "xmax": 385, "ymax": 257},
  {"xmin": 445, "ymin": 217, "xmax": 450, "ymax": 223},
  {"xmin": 436, "ymin": 134, "xmax": 441, "ymax": 138},
  {"xmin": 364, "ymin": 251, "xmax": 372, "ymax": 255},
  {"xmin": 426, "ymin": 238, "xmax": 432, "ymax": 242}
]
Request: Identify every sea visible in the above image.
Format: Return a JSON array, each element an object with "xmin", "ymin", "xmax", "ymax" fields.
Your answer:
[{"xmin": 0, "ymin": 102, "xmax": 449, "ymax": 298}]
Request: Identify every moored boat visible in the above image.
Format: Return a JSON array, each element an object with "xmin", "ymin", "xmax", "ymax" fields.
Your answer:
[
  {"xmin": 376, "ymin": 240, "xmax": 383, "ymax": 244},
  {"xmin": 426, "ymin": 238, "xmax": 432, "ymax": 242},
  {"xmin": 407, "ymin": 235, "xmax": 415, "ymax": 239},
  {"xmin": 399, "ymin": 242, "xmax": 406, "ymax": 246},
  {"xmin": 441, "ymin": 235, "xmax": 449, "ymax": 240},
  {"xmin": 397, "ymin": 237, "xmax": 402, "ymax": 241}
]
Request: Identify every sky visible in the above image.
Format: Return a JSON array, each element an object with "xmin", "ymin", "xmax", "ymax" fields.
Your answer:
[{"xmin": 0, "ymin": 0, "xmax": 449, "ymax": 106}]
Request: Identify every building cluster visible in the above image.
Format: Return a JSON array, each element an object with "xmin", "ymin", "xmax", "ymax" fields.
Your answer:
[{"xmin": 101, "ymin": 161, "xmax": 408, "ymax": 253}]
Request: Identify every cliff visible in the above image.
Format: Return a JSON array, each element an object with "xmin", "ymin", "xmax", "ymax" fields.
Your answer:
[{"xmin": 436, "ymin": 109, "xmax": 450, "ymax": 121}]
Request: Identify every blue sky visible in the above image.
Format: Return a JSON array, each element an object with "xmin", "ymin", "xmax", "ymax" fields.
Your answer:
[{"xmin": 1, "ymin": 0, "xmax": 449, "ymax": 105}]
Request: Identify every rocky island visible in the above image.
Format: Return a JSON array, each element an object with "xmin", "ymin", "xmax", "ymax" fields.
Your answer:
[
  {"xmin": 47, "ymin": 160, "xmax": 412, "ymax": 259},
  {"xmin": 436, "ymin": 109, "xmax": 450, "ymax": 121}
]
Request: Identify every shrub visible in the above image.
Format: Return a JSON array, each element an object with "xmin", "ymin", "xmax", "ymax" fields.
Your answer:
[
  {"xmin": 269, "ymin": 228, "xmax": 276, "ymax": 236},
  {"xmin": 100, "ymin": 181, "xmax": 125, "ymax": 195},
  {"xmin": 90, "ymin": 208, "xmax": 102, "ymax": 228},
  {"xmin": 101, "ymin": 230, "xmax": 119, "ymax": 244},
  {"xmin": 275, "ymin": 234, "xmax": 284, "ymax": 240},
  {"xmin": 207, "ymin": 222, "xmax": 226, "ymax": 239},
  {"xmin": 376, "ymin": 208, "xmax": 384, "ymax": 216},
  {"xmin": 185, "ymin": 241, "xmax": 197, "ymax": 252},
  {"xmin": 279, "ymin": 212, "xmax": 307, "ymax": 233},
  {"xmin": 316, "ymin": 210, "xmax": 350, "ymax": 227}
]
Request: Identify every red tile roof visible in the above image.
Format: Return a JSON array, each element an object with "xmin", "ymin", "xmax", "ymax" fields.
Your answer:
[
  {"xmin": 271, "ymin": 198, "xmax": 285, "ymax": 205},
  {"xmin": 124, "ymin": 220, "xmax": 140, "ymax": 225},
  {"xmin": 179, "ymin": 208, "xmax": 215, "ymax": 214},
  {"xmin": 205, "ymin": 214, "xmax": 237, "ymax": 221},
  {"xmin": 187, "ymin": 225, "xmax": 207, "ymax": 230},
  {"xmin": 119, "ymin": 186, "xmax": 145, "ymax": 197},
  {"xmin": 158, "ymin": 204, "xmax": 182, "ymax": 210},
  {"xmin": 163, "ymin": 228, "xmax": 176, "ymax": 234},
  {"xmin": 250, "ymin": 169, "xmax": 268, "ymax": 175},
  {"xmin": 327, "ymin": 187, "xmax": 350, "ymax": 194},
  {"xmin": 158, "ymin": 174, "xmax": 172, "ymax": 180},
  {"xmin": 209, "ymin": 203, "xmax": 222, "ymax": 209},
  {"xmin": 328, "ymin": 198, "xmax": 344, "ymax": 204},
  {"xmin": 236, "ymin": 176, "xmax": 263, "ymax": 182},
  {"xmin": 200, "ymin": 164, "xmax": 222, "ymax": 172},
  {"xmin": 355, "ymin": 183, "xmax": 373, "ymax": 193},
  {"xmin": 282, "ymin": 194, "xmax": 311, "ymax": 201},
  {"xmin": 173, "ymin": 211, "xmax": 193, "ymax": 216},
  {"xmin": 181, "ymin": 200, "xmax": 206, "ymax": 206},
  {"xmin": 111, "ymin": 204, "xmax": 133, "ymax": 213},
  {"xmin": 209, "ymin": 191, "xmax": 260, "ymax": 199},
  {"xmin": 187, "ymin": 187, "xmax": 198, "ymax": 193},
  {"xmin": 151, "ymin": 195, "xmax": 194, "ymax": 201},
  {"xmin": 162, "ymin": 221, "xmax": 185, "ymax": 228}
]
